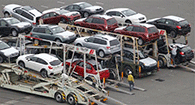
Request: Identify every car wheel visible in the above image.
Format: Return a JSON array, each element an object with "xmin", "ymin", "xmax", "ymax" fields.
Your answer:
[
  {"xmin": 61, "ymin": 18, "xmax": 66, "ymax": 23},
  {"xmin": 125, "ymin": 20, "xmax": 132, "ymax": 24},
  {"xmin": 55, "ymin": 91, "xmax": 65, "ymax": 103},
  {"xmin": 124, "ymin": 66, "xmax": 133, "ymax": 77},
  {"xmin": 67, "ymin": 94, "xmax": 76, "ymax": 105},
  {"xmin": 158, "ymin": 56, "xmax": 166, "ymax": 68},
  {"xmin": 4, "ymin": 12, "xmax": 10, "ymax": 18},
  {"xmin": 98, "ymin": 50, "xmax": 105, "ymax": 58},
  {"xmin": 169, "ymin": 31, "xmax": 177, "ymax": 38},
  {"xmin": 18, "ymin": 61, "xmax": 25, "ymax": 68},
  {"xmin": 0, "ymin": 56, "xmax": 4, "ymax": 63},
  {"xmin": 83, "ymin": 12, "xmax": 89, "ymax": 18},
  {"xmin": 11, "ymin": 29, "xmax": 18, "ymax": 37},
  {"xmin": 137, "ymin": 38, "xmax": 144, "ymax": 45},
  {"xmin": 40, "ymin": 69, "xmax": 48, "ymax": 78}
]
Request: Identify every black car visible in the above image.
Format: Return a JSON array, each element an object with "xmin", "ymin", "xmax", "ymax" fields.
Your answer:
[
  {"xmin": 0, "ymin": 17, "xmax": 32, "ymax": 37},
  {"xmin": 147, "ymin": 15, "xmax": 191, "ymax": 38},
  {"xmin": 61, "ymin": 2, "xmax": 104, "ymax": 18},
  {"xmin": 169, "ymin": 43, "xmax": 194, "ymax": 64}
]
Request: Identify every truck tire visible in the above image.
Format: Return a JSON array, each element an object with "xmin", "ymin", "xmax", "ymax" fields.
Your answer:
[
  {"xmin": 67, "ymin": 94, "xmax": 76, "ymax": 105},
  {"xmin": 124, "ymin": 66, "xmax": 133, "ymax": 77},
  {"xmin": 55, "ymin": 91, "xmax": 65, "ymax": 103}
]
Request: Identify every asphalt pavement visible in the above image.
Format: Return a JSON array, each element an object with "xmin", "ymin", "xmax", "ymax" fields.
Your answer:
[{"xmin": 0, "ymin": 0, "xmax": 194, "ymax": 105}]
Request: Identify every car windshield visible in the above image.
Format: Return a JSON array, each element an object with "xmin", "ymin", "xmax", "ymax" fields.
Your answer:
[
  {"xmin": 110, "ymin": 39, "xmax": 119, "ymax": 46},
  {"xmin": 51, "ymin": 27, "xmax": 65, "ymax": 34},
  {"xmin": 180, "ymin": 46, "xmax": 191, "ymax": 52},
  {"xmin": 93, "ymin": 63, "xmax": 103, "ymax": 70},
  {"xmin": 56, "ymin": 10, "xmax": 69, "ymax": 14},
  {"xmin": 121, "ymin": 9, "xmax": 137, "ymax": 16},
  {"xmin": 6, "ymin": 18, "xmax": 20, "ymax": 24},
  {"xmin": 50, "ymin": 60, "xmax": 61, "ymax": 66},
  {"xmin": 107, "ymin": 18, "xmax": 117, "ymax": 25},
  {"xmin": 179, "ymin": 20, "xmax": 189, "ymax": 26},
  {"xmin": 147, "ymin": 27, "xmax": 158, "ymax": 34},
  {"xmin": 0, "ymin": 42, "xmax": 10, "ymax": 50},
  {"xmin": 79, "ymin": 2, "xmax": 92, "ymax": 9}
]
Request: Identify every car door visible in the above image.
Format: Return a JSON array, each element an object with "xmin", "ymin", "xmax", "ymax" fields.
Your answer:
[
  {"xmin": 83, "ymin": 37, "xmax": 94, "ymax": 48},
  {"xmin": 73, "ymin": 5, "xmax": 82, "ymax": 14},
  {"xmin": 114, "ymin": 11, "xmax": 125, "ymax": 23},
  {"xmin": 76, "ymin": 61, "xmax": 85, "ymax": 77},
  {"xmin": 82, "ymin": 17, "xmax": 93, "ymax": 28},
  {"xmin": 164, "ymin": 19, "xmax": 176, "ymax": 33},
  {"xmin": 65, "ymin": 5, "xmax": 74, "ymax": 11},
  {"xmin": 49, "ymin": 12, "xmax": 61, "ymax": 24},
  {"xmin": 25, "ymin": 56, "xmax": 40, "ymax": 71},
  {"xmin": 123, "ymin": 25, "xmax": 134, "ymax": 35},
  {"xmin": 91, "ymin": 18, "xmax": 100, "ymax": 29},
  {"xmin": 131, "ymin": 26, "xmax": 139, "ymax": 37},
  {"xmin": 92, "ymin": 38, "xmax": 106, "ymax": 51},
  {"xmin": 12, "ymin": 8, "xmax": 23, "ymax": 21},
  {"xmin": 45, "ymin": 28, "xmax": 54, "ymax": 40},
  {"xmin": 41, "ymin": 13, "xmax": 51, "ymax": 24},
  {"xmin": 0, "ymin": 20, "xmax": 10, "ymax": 35},
  {"xmin": 154, "ymin": 18, "xmax": 166, "ymax": 29},
  {"xmin": 35, "ymin": 28, "xmax": 48, "ymax": 39}
]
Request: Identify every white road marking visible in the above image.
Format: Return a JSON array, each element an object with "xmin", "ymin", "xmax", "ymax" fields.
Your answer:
[
  {"xmin": 57, "ymin": 1, "xmax": 65, "ymax": 4},
  {"xmin": 96, "ymin": 2, "xmax": 104, "ymax": 5},
  {"xmin": 0, "ymin": 100, "xmax": 19, "ymax": 105},
  {"xmin": 2, "ymin": 4, "xmax": 5, "ymax": 7},
  {"xmin": 41, "ymin": 5, "xmax": 49, "ymax": 8}
]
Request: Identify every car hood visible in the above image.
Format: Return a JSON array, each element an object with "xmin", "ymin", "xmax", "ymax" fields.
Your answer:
[
  {"xmin": 12, "ymin": 22, "xmax": 31, "ymax": 28},
  {"xmin": 139, "ymin": 57, "xmax": 157, "ymax": 66},
  {"xmin": 84, "ymin": 6, "xmax": 103, "ymax": 11},
  {"xmin": 56, "ymin": 31, "xmax": 75, "ymax": 37},
  {"xmin": 62, "ymin": 11, "xmax": 80, "ymax": 16},
  {"xmin": 75, "ymin": 18, "xmax": 86, "ymax": 22},
  {"xmin": 74, "ymin": 36, "xmax": 89, "ymax": 44},
  {"xmin": 1, "ymin": 47, "xmax": 19, "ymax": 56},
  {"xmin": 127, "ymin": 13, "xmax": 146, "ymax": 20},
  {"xmin": 147, "ymin": 18, "xmax": 160, "ymax": 23},
  {"xmin": 29, "ymin": 9, "xmax": 42, "ymax": 17},
  {"xmin": 4, "ymin": 4, "xmax": 21, "ymax": 11},
  {"xmin": 114, "ymin": 26, "xmax": 126, "ymax": 31}
]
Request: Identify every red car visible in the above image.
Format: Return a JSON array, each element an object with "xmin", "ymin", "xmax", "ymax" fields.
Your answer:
[
  {"xmin": 74, "ymin": 14, "xmax": 118, "ymax": 32},
  {"xmin": 114, "ymin": 23, "xmax": 160, "ymax": 45},
  {"xmin": 39, "ymin": 8, "xmax": 81, "ymax": 24},
  {"xmin": 66, "ymin": 58, "xmax": 110, "ymax": 80}
]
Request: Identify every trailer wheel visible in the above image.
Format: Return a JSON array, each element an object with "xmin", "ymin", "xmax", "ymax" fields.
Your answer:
[
  {"xmin": 55, "ymin": 91, "xmax": 65, "ymax": 103},
  {"xmin": 124, "ymin": 66, "xmax": 133, "ymax": 77},
  {"xmin": 67, "ymin": 94, "xmax": 76, "ymax": 105}
]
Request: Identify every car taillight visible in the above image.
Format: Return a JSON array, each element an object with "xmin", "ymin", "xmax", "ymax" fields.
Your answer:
[
  {"xmin": 189, "ymin": 24, "xmax": 191, "ymax": 27},
  {"xmin": 176, "ymin": 26, "xmax": 181, "ymax": 29},
  {"xmin": 32, "ymin": 22, "xmax": 36, "ymax": 25},
  {"xmin": 30, "ymin": 32, "xmax": 32, "ymax": 35},
  {"xmin": 179, "ymin": 52, "xmax": 184, "ymax": 55},
  {"xmin": 106, "ymin": 46, "xmax": 110, "ymax": 49},
  {"xmin": 62, "ymin": 63, "xmax": 64, "ymax": 66},
  {"xmin": 48, "ymin": 66, "xmax": 53, "ymax": 69},
  {"xmin": 192, "ymin": 50, "xmax": 194, "ymax": 53}
]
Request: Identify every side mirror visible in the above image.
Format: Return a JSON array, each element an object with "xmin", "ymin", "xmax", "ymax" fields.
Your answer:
[
  {"xmin": 50, "ymin": 32, "xmax": 53, "ymax": 35},
  {"xmin": 26, "ymin": 58, "xmax": 30, "ymax": 61},
  {"xmin": 84, "ymin": 38, "xmax": 87, "ymax": 42}
]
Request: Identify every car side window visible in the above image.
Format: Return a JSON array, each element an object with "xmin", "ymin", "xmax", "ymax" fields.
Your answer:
[
  {"xmin": 92, "ymin": 18, "xmax": 104, "ymax": 24},
  {"xmin": 115, "ymin": 12, "xmax": 124, "ymax": 17},
  {"xmin": 93, "ymin": 38, "xmax": 107, "ymax": 45},
  {"xmin": 45, "ymin": 28, "xmax": 51, "ymax": 34},
  {"xmin": 86, "ymin": 63, "xmax": 92, "ymax": 69},
  {"xmin": 42, "ymin": 13, "xmax": 50, "ymax": 19},
  {"xmin": 78, "ymin": 62, "xmax": 84, "ymax": 67},
  {"xmin": 106, "ymin": 11, "xmax": 116, "ymax": 16},
  {"xmin": 38, "ymin": 28, "xmax": 45, "ymax": 33},
  {"xmin": 30, "ymin": 57, "xmax": 37, "ymax": 62},
  {"xmin": 165, "ymin": 19, "xmax": 174, "ymax": 25},
  {"xmin": 132, "ymin": 26, "xmax": 140, "ymax": 32},
  {"xmin": 126, "ymin": 26, "xmax": 134, "ymax": 31},
  {"xmin": 73, "ymin": 5, "xmax": 81, "ymax": 10},
  {"xmin": 85, "ymin": 17, "xmax": 93, "ymax": 23},
  {"xmin": 65, "ymin": 5, "xmax": 73, "ymax": 10},
  {"xmin": 139, "ymin": 27, "xmax": 146, "ymax": 32},
  {"xmin": 36, "ymin": 58, "xmax": 47, "ymax": 65},
  {"xmin": 156, "ymin": 18, "xmax": 166, "ymax": 23},
  {"xmin": 15, "ymin": 9, "xmax": 23, "ymax": 14},
  {"xmin": 86, "ymin": 37, "xmax": 94, "ymax": 42},
  {"xmin": 33, "ymin": 28, "xmax": 39, "ymax": 32},
  {"xmin": 21, "ymin": 11, "xmax": 33, "ymax": 21},
  {"xmin": 50, "ymin": 12, "xmax": 58, "ymax": 17},
  {"xmin": 0, "ymin": 20, "xmax": 7, "ymax": 26}
]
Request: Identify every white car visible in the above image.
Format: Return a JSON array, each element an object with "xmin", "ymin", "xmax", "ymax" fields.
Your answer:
[
  {"xmin": 104, "ymin": 8, "xmax": 147, "ymax": 24},
  {"xmin": 16, "ymin": 53, "xmax": 63, "ymax": 78}
]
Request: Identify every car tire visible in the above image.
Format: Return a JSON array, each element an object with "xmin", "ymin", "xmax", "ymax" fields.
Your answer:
[
  {"xmin": 0, "ymin": 56, "xmax": 4, "ymax": 63},
  {"xmin": 61, "ymin": 18, "xmax": 66, "ymax": 23},
  {"xmin": 98, "ymin": 50, "xmax": 105, "ymax": 58},
  {"xmin": 11, "ymin": 29, "xmax": 18, "ymax": 37},
  {"xmin": 124, "ymin": 66, "xmax": 133, "ymax": 77},
  {"xmin": 83, "ymin": 12, "xmax": 89, "ymax": 18},
  {"xmin": 18, "ymin": 61, "xmax": 25, "ymax": 68},
  {"xmin": 169, "ymin": 31, "xmax": 177, "ymax": 38},
  {"xmin": 40, "ymin": 69, "xmax": 48, "ymax": 78},
  {"xmin": 67, "ymin": 94, "xmax": 76, "ymax": 105},
  {"xmin": 158, "ymin": 56, "xmax": 166, "ymax": 68},
  {"xmin": 55, "ymin": 91, "xmax": 65, "ymax": 103},
  {"xmin": 138, "ymin": 38, "xmax": 144, "ymax": 45},
  {"xmin": 4, "ymin": 12, "xmax": 10, "ymax": 18}
]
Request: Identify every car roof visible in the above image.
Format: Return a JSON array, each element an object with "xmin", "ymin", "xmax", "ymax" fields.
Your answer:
[
  {"xmin": 37, "ymin": 24, "xmax": 58, "ymax": 28},
  {"xmin": 42, "ymin": 8, "xmax": 60, "ymax": 14},
  {"xmin": 106, "ymin": 8, "xmax": 129, "ymax": 12},
  {"xmin": 21, "ymin": 6, "xmax": 42, "ymax": 17},
  {"xmin": 163, "ymin": 15, "xmax": 185, "ymax": 22},
  {"xmin": 34, "ymin": 53, "xmax": 59, "ymax": 62},
  {"xmin": 91, "ymin": 14, "xmax": 113, "ymax": 20},
  {"xmin": 123, "ymin": 47, "xmax": 141, "ymax": 53},
  {"xmin": 94, "ymin": 34, "xmax": 117, "ymax": 41},
  {"xmin": 73, "ymin": 2, "xmax": 87, "ymax": 5},
  {"xmin": 170, "ymin": 43, "xmax": 187, "ymax": 48},
  {"xmin": 133, "ymin": 23, "xmax": 155, "ymax": 28}
]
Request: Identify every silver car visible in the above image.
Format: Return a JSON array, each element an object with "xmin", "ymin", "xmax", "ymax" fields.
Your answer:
[
  {"xmin": 3, "ymin": 4, "xmax": 42, "ymax": 25},
  {"xmin": 74, "ymin": 34, "xmax": 121, "ymax": 57}
]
